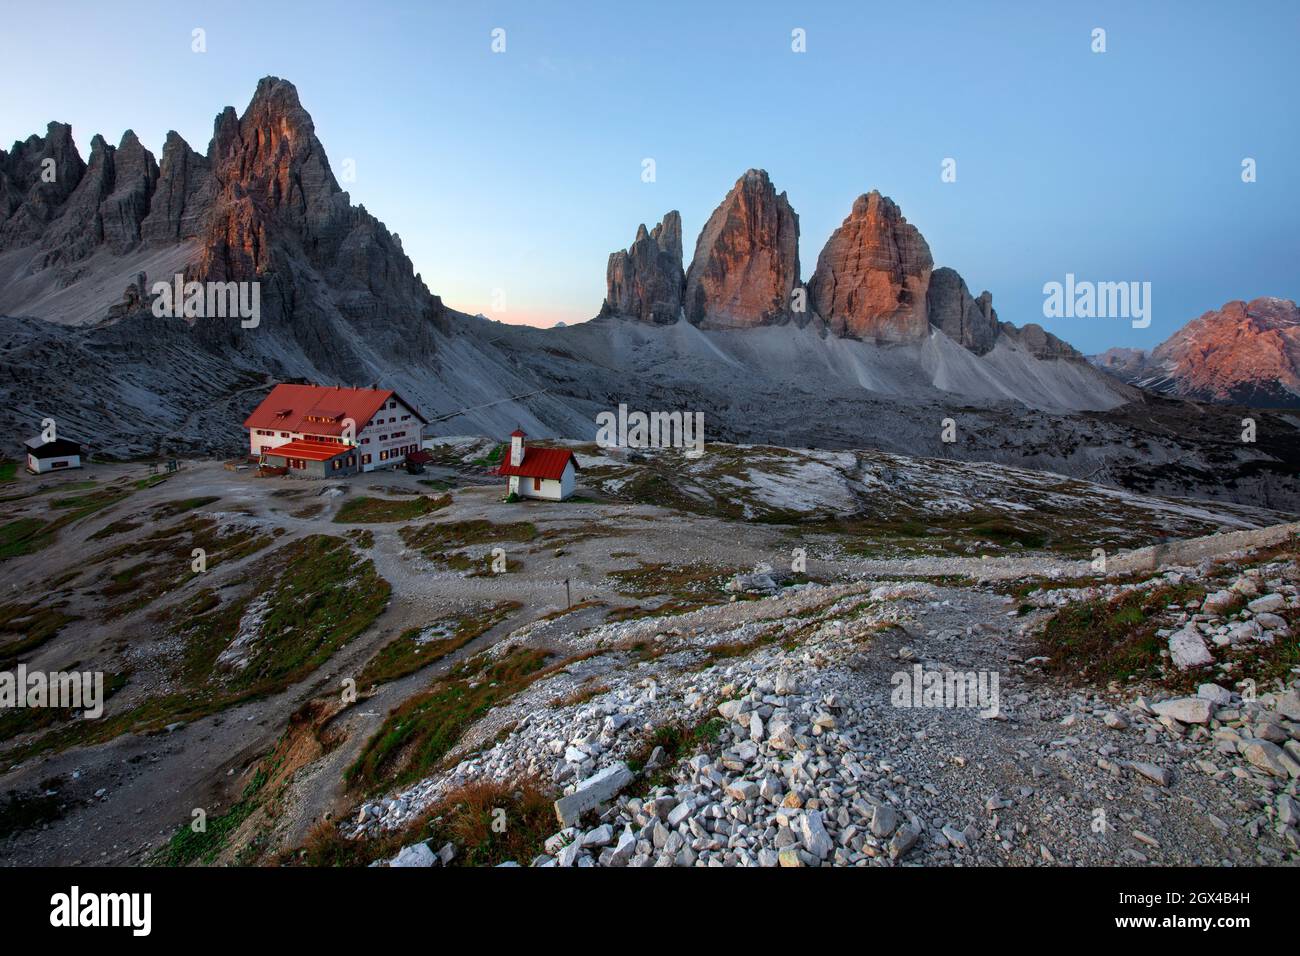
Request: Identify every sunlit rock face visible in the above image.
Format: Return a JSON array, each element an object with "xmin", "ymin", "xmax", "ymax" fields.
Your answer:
[
  {"xmin": 808, "ymin": 190, "xmax": 932, "ymax": 343},
  {"xmin": 1092, "ymin": 297, "xmax": 1300, "ymax": 407},
  {"xmin": 684, "ymin": 169, "xmax": 801, "ymax": 329}
]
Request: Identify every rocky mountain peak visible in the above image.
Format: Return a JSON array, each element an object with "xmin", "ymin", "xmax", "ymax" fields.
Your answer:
[
  {"xmin": 140, "ymin": 130, "xmax": 213, "ymax": 243},
  {"xmin": 602, "ymin": 210, "xmax": 685, "ymax": 324},
  {"xmin": 0, "ymin": 121, "xmax": 86, "ymax": 249},
  {"xmin": 650, "ymin": 210, "xmax": 683, "ymax": 266},
  {"xmin": 1094, "ymin": 297, "xmax": 1300, "ymax": 407},
  {"xmin": 37, "ymin": 129, "xmax": 159, "ymax": 264},
  {"xmin": 927, "ymin": 266, "xmax": 1000, "ymax": 354},
  {"xmin": 999, "ymin": 322, "xmax": 1082, "ymax": 361},
  {"xmin": 808, "ymin": 190, "xmax": 933, "ymax": 342},
  {"xmin": 684, "ymin": 169, "xmax": 800, "ymax": 328}
]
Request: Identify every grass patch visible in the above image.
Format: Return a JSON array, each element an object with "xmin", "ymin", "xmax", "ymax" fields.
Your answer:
[
  {"xmin": 358, "ymin": 601, "xmax": 522, "ymax": 687},
  {"xmin": 153, "ymin": 496, "xmax": 220, "ymax": 519},
  {"xmin": 398, "ymin": 518, "xmax": 537, "ymax": 555},
  {"xmin": 1037, "ymin": 583, "xmax": 1207, "ymax": 685},
  {"xmin": 153, "ymin": 769, "xmax": 268, "ymax": 866},
  {"xmin": 550, "ymin": 681, "xmax": 610, "ymax": 709},
  {"xmin": 0, "ymin": 601, "xmax": 80, "ymax": 665},
  {"xmin": 0, "ymin": 518, "xmax": 52, "ymax": 560},
  {"xmin": 334, "ymin": 494, "xmax": 450, "ymax": 524},
  {"xmin": 626, "ymin": 716, "xmax": 726, "ymax": 790},
  {"xmin": 536, "ymin": 599, "xmax": 606, "ymax": 622},
  {"xmin": 88, "ymin": 518, "xmax": 143, "ymax": 540},
  {"xmin": 94, "ymin": 515, "xmax": 278, "ymax": 619},
  {"xmin": 2, "ymin": 535, "xmax": 390, "ymax": 763},
  {"xmin": 294, "ymin": 778, "xmax": 555, "ymax": 868},
  {"xmin": 347, "ymin": 646, "xmax": 554, "ymax": 793},
  {"xmin": 346, "ymin": 528, "xmax": 374, "ymax": 548},
  {"xmin": 187, "ymin": 535, "xmax": 391, "ymax": 692},
  {"xmin": 470, "ymin": 444, "xmax": 505, "ymax": 468},
  {"xmin": 0, "ymin": 460, "xmax": 15, "ymax": 483},
  {"xmin": 1, "ymin": 481, "xmax": 138, "ymax": 560}
]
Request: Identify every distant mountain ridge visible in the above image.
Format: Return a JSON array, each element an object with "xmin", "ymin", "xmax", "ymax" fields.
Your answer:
[
  {"xmin": 598, "ymin": 168, "xmax": 1082, "ymax": 361},
  {"xmin": 1090, "ymin": 297, "xmax": 1300, "ymax": 408},
  {"xmin": 1, "ymin": 77, "xmax": 1298, "ymax": 512}
]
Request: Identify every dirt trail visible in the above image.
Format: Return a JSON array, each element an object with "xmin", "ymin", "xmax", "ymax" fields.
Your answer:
[{"xmin": 2, "ymin": 458, "xmax": 1293, "ymax": 866}]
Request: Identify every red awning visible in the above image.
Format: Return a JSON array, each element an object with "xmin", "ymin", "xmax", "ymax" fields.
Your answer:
[{"xmin": 262, "ymin": 440, "xmax": 352, "ymax": 462}]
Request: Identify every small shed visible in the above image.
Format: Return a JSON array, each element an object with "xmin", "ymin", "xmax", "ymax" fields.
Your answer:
[
  {"xmin": 25, "ymin": 436, "xmax": 82, "ymax": 474},
  {"xmin": 496, "ymin": 429, "xmax": 578, "ymax": 501}
]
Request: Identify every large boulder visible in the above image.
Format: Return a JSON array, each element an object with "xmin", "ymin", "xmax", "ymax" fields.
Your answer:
[{"xmin": 554, "ymin": 761, "xmax": 635, "ymax": 827}]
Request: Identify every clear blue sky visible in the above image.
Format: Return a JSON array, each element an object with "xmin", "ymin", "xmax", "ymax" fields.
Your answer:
[{"xmin": 2, "ymin": 0, "xmax": 1296, "ymax": 352}]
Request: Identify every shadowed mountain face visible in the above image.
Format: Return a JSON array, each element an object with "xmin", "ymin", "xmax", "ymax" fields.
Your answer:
[
  {"xmin": 1091, "ymin": 298, "xmax": 1300, "ymax": 408},
  {"xmin": 601, "ymin": 211, "xmax": 685, "ymax": 325},
  {"xmin": 0, "ymin": 77, "xmax": 1297, "ymax": 512}
]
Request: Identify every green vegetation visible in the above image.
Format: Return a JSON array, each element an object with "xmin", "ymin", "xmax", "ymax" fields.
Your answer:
[
  {"xmin": 2, "ymin": 535, "xmax": 390, "ymax": 763},
  {"xmin": 608, "ymin": 561, "xmax": 733, "ymax": 598},
  {"xmin": 1037, "ymin": 583, "xmax": 1206, "ymax": 684},
  {"xmin": 0, "ymin": 600, "xmax": 80, "ymax": 665},
  {"xmin": 0, "ymin": 518, "xmax": 51, "ymax": 560},
  {"xmin": 603, "ymin": 561, "xmax": 737, "ymax": 620},
  {"xmin": 93, "ymin": 514, "xmax": 278, "ymax": 619},
  {"xmin": 398, "ymin": 518, "xmax": 538, "ymax": 572},
  {"xmin": 333, "ymin": 494, "xmax": 451, "ymax": 524},
  {"xmin": 471, "ymin": 444, "xmax": 505, "ymax": 468},
  {"xmin": 296, "ymin": 778, "xmax": 555, "ymax": 868},
  {"xmin": 348, "ymin": 646, "xmax": 554, "ymax": 792},
  {"xmin": 345, "ymin": 528, "xmax": 374, "ymax": 549},
  {"xmin": 358, "ymin": 601, "xmax": 521, "ymax": 687},
  {"xmin": 0, "ymin": 460, "xmax": 15, "ymax": 483},
  {"xmin": 0, "ymin": 482, "xmax": 136, "ymax": 560},
  {"xmin": 88, "ymin": 517, "xmax": 143, "ymax": 540},
  {"xmin": 399, "ymin": 518, "xmax": 537, "ymax": 555},
  {"xmin": 626, "ymin": 717, "xmax": 726, "ymax": 790},
  {"xmin": 153, "ymin": 496, "xmax": 220, "ymax": 519},
  {"xmin": 185, "ymin": 535, "xmax": 391, "ymax": 692},
  {"xmin": 0, "ymin": 673, "xmax": 128, "ymax": 744},
  {"xmin": 153, "ymin": 769, "xmax": 268, "ymax": 866},
  {"xmin": 550, "ymin": 681, "xmax": 610, "ymax": 709}
]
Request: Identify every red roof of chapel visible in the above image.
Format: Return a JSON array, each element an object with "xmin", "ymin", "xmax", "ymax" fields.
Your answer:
[{"xmin": 497, "ymin": 447, "xmax": 578, "ymax": 481}]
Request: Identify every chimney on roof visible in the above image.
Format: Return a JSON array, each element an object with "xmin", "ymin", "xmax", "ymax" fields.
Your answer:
[{"xmin": 510, "ymin": 427, "xmax": 525, "ymax": 467}]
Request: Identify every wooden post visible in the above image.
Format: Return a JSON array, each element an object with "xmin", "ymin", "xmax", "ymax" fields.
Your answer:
[{"xmin": 565, "ymin": 578, "xmax": 571, "ymax": 609}]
